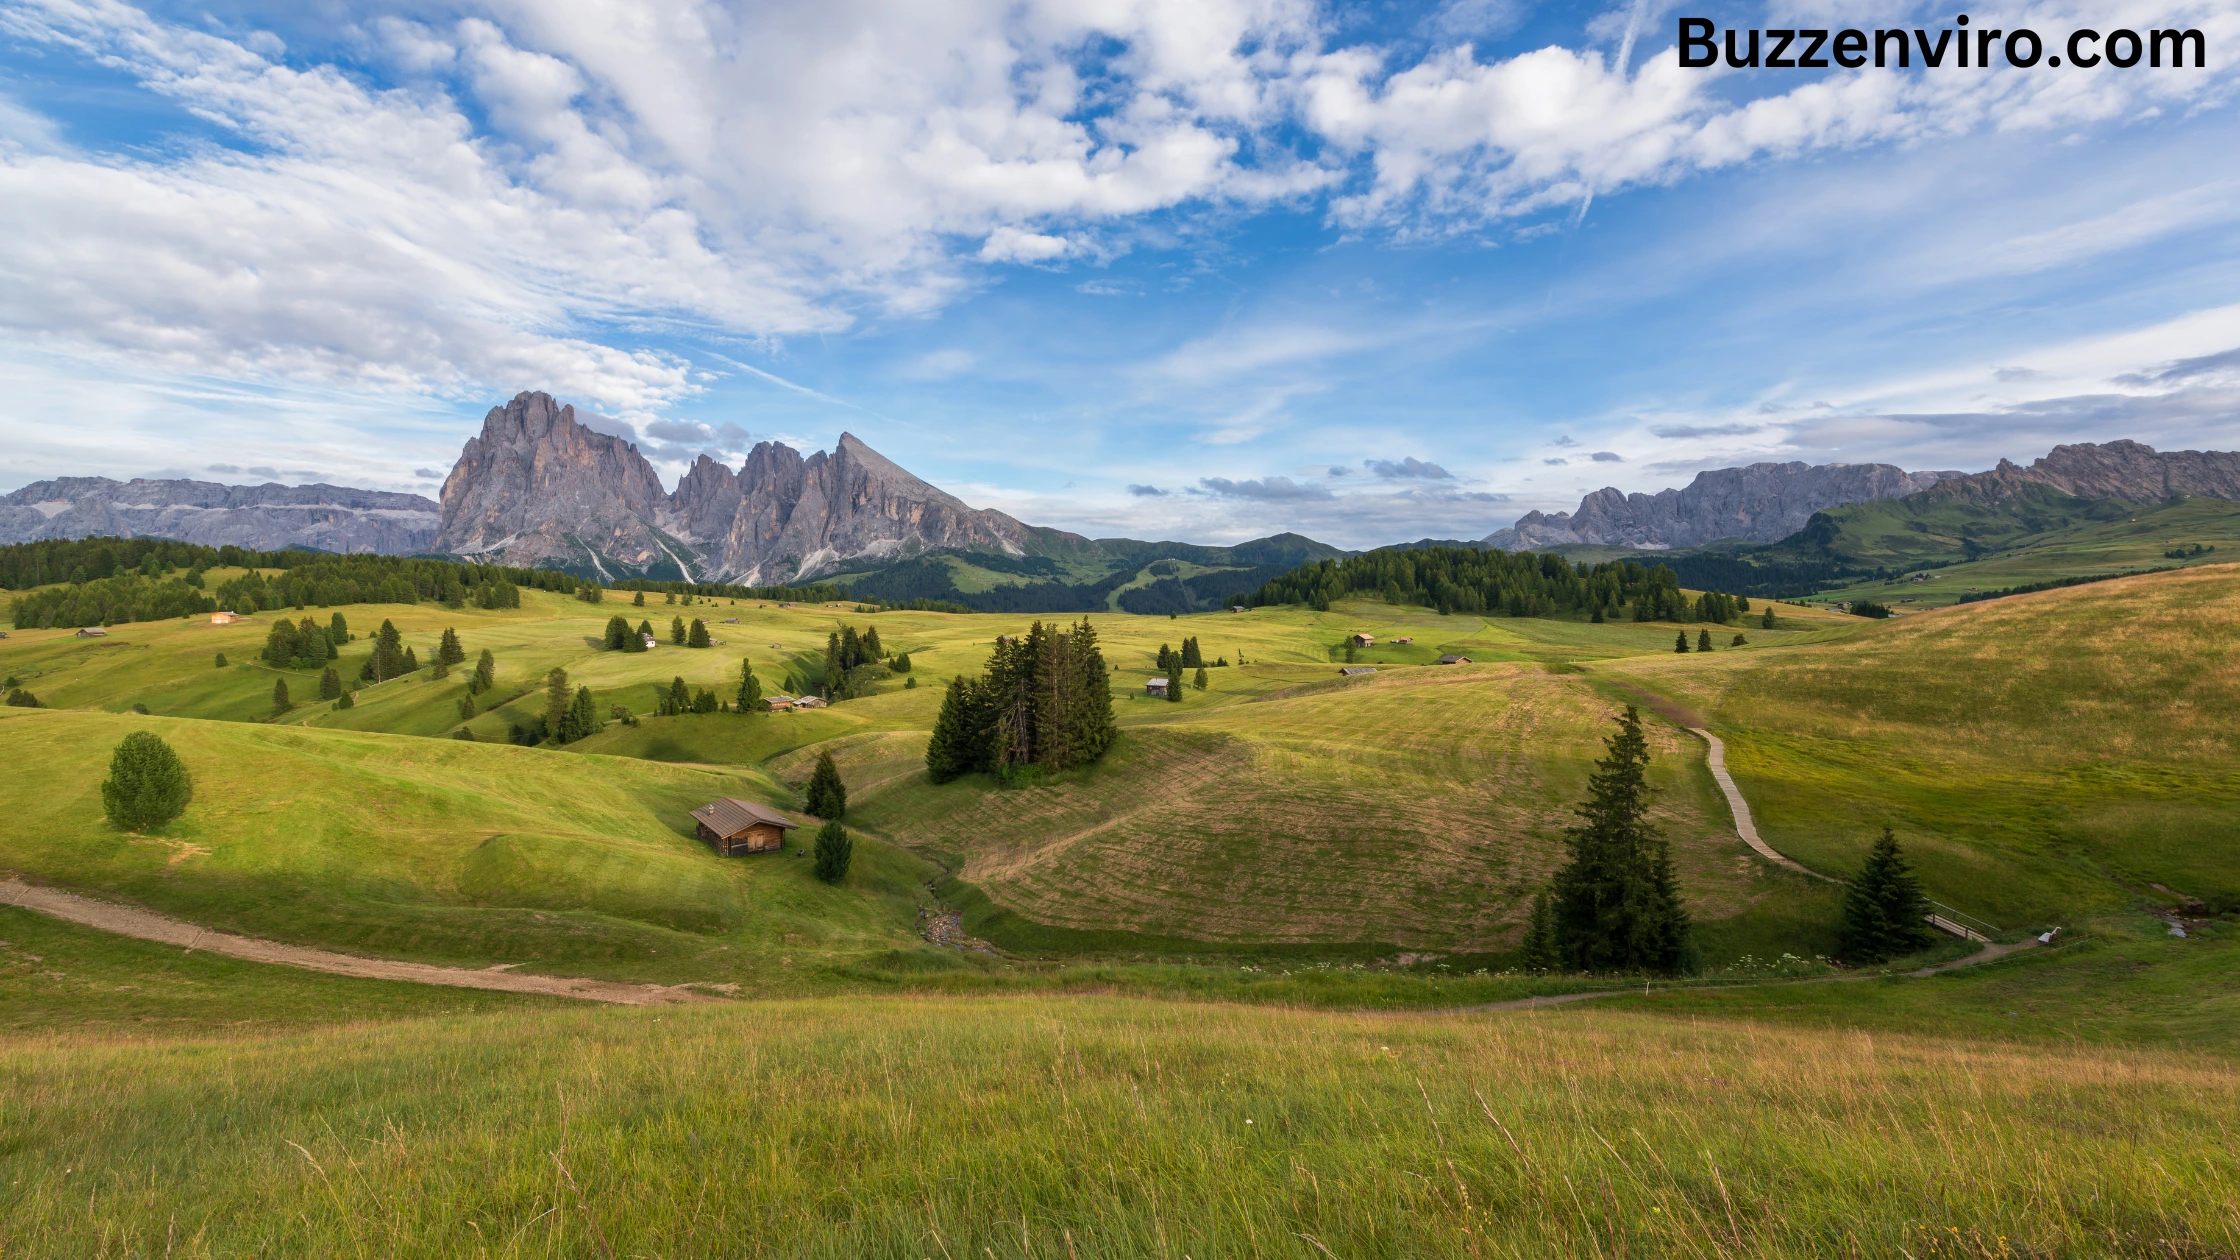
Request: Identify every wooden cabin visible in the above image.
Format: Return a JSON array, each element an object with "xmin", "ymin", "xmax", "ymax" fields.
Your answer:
[
  {"xmin": 75, "ymin": 627, "xmax": 107, "ymax": 637},
  {"xmin": 1339, "ymin": 666, "xmax": 1377, "ymax": 676},
  {"xmin": 1145, "ymin": 677, "xmax": 1169, "ymax": 697},
  {"xmin": 210, "ymin": 610, "xmax": 249, "ymax": 625},
  {"xmin": 1439, "ymin": 654, "xmax": 1471, "ymax": 665},
  {"xmin": 1349, "ymin": 633, "xmax": 1375, "ymax": 647},
  {"xmin": 689, "ymin": 797, "xmax": 800, "ymax": 856}
]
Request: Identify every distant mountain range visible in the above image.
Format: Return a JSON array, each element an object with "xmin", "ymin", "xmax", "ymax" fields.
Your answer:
[
  {"xmin": 6, "ymin": 386, "xmax": 2233, "ymax": 608},
  {"xmin": 0, "ymin": 477, "xmax": 439, "ymax": 553}
]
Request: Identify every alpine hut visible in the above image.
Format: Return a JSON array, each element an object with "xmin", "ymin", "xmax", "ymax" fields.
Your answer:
[{"xmin": 689, "ymin": 798, "xmax": 800, "ymax": 856}]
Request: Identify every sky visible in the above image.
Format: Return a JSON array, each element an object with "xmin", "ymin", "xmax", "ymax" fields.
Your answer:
[{"xmin": 2, "ymin": 0, "xmax": 2236, "ymax": 548}]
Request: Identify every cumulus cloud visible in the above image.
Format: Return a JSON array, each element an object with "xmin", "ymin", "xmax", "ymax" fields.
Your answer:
[
  {"xmin": 1590, "ymin": 451, "xmax": 1623, "ymax": 462},
  {"xmin": 1364, "ymin": 456, "xmax": 1451, "ymax": 479},
  {"xmin": 1198, "ymin": 475, "xmax": 1332, "ymax": 500}
]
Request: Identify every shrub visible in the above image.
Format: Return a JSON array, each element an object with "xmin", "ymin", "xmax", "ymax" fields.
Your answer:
[
  {"xmin": 813, "ymin": 820, "xmax": 854, "ymax": 883},
  {"xmin": 214, "ymin": 652, "xmax": 228, "ymax": 668},
  {"xmin": 5, "ymin": 689, "xmax": 41, "ymax": 708},
  {"xmin": 101, "ymin": 730, "xmax": 191, "ymax": 830}
]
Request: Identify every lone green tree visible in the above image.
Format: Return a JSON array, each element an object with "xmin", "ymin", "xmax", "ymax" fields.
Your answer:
[
  {"xmin": 471, "ymin": 649, "xmax": 496, "ymax": 694},
  {"xmin": 214, "ymin": 652, "xmax": 228, "ymax": 668},
  {"xmin": 1193, "ymin": 665, "xmax": 1208, "ymax": 690},
  {"xmin": 603, "ymin": 615, "xmax": 632, "ymax": 651},
  {"xmin": 271, "ymin": 678, "xmax": 291, "ymax": 714},
  {"xmin": 813, "ymin": 820, "xmax": 854, "ymax": 883},
  {"xmin": 1673, "ymin": 630, "xmax": 1690, "ymax": 653},
  {"xmin": 736, "ymin": 657, "xmax": 763, "ymax": 712},
  {"xmin": 437, "ymin": 627, "xmax": 465, "ymax": 667},
  {"xmin": 1838, "ymin": 828, "xmax": 1937, "ymax": 963},
  {"xmin": 101, "ymin": 731, "xmax": 192, "ymax": 830},
  {"xmin": 804, "ymin": 750, "xmax": 847, "ymax": 819},
  {"xmin": 318, "ymin": 666, "xmax": 342, "ymax": 700},
  {"xmin": 1760, "ymin": 605, "xmax": 1778, "ymax": 629},
  {"xmin": 670, "ymin": 616, "xmax": 686, "ymax": 645},
  {"xmin": 688, "ymin": 618, "xmax": 711, "ymax": 648},
  {"xmin": 1547, "ymin": 706, "xmax": 1692, "ymax": 975},
  {"xmin": 1697, "ymin": 628, "xmax": 1714, "ymax": 652}
]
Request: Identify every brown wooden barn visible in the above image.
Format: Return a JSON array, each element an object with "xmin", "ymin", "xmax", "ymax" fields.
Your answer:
[{"xmin": 689, "ymin": 797, "xmax": 800, "ymax": 856}]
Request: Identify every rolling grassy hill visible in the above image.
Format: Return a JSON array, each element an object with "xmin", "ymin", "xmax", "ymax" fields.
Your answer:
[{"xmin": 1605, "ymin": 562, "xmax": 2240, "ymax": 929}]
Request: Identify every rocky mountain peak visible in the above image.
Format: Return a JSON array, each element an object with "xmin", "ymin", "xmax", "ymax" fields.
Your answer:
[
  {"xmin": 433, "ymin": 391, "xmax": 675, "ymax": 575},
  {"xmin": 1488, "ymin": 460, "xmax": 1957, "ymax": 550}
]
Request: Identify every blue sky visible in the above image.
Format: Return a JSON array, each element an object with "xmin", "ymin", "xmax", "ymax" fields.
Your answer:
[{"xmin": 2, "ymin": 0, "xmax": 2236, "ymax": 547}]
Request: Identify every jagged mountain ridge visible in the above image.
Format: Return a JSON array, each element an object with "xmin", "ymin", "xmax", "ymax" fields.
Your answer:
[
  {"xmin": 0, "ymin": 477, "xmax": 439, "ymax": 553},
  {"xmin": 1487, "ymin": 461, "xmax": 1961, "ymax": 551},
  {"xmin": 434, "ymin": 391, "xmax": 1071, "ymax": 583}
]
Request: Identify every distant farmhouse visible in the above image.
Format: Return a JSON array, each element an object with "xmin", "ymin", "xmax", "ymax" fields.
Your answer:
[
  {"xmin": 1349, "ymin": 633, "xmax": 1375, "ymax": 647},
  {"xmin": 1439, "ymin": 654, "xmax": 1471, "ymax": 665},
  {"xmin": 1145, "ymin": 677, "xmax": 1169, "ymax": 697},
  {"xmin": 1339, "ymin": 666, "xmax": 1377, "ymax": 676},
  {"xmin": 689, "ymin": 798, "xmax": 799, "ymax": 856}
]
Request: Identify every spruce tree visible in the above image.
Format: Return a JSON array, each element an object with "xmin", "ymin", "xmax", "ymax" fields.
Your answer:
[
  {"xmin": 214, "ymin": 652, "xmax": 228, "ymax": 669},
  {"xmin": 633, "ymin": 590, "xmax": 646, "ymax": 607},
  {"xmin": 804, "ymin": 750, "xmax": 847, "ymax": 819},
  {"xmin": 1520, "ymin": 891, "xmax": 1559, "ymax": 972},
  {"xmin": 570, "ymin": 685, "xmax": 602, "ymax": 740},
  {"xmin": 1181, "ymin": 637, "xmax": 1202, "ymax": 668},
  {"xmin": 891, "ymin": 652, "xmax": 912, "ymax": 673},
  {"xmin": 1731, "ymin": 633, "xmax": 1747, "ymax": 647},
  {"xmin": 336, "ymin": 690, "xmax": 354, "ymax": 710},
  {"xmin": 693, "ymin": 687, "xmax": 718, "ymax": 714},
  {"xmin": 330, "ymin": 611, "xmax": 349, "ymax": 643},
  {"xmin": 1194, "ymin": 665, "xmax": 1208, "ymax": 690},
  {"xmin": 100, "ymin": 731, "xmax": 191, "ymax": 830},
  {"xmin": 458, "ymin": 694, "xmax": 475, "ymax": 721},
  {"xmin": 737, "ymin": 658, "xmax": 763, "ymax": 712},
  {"xmin": 1761, "ymin": 605, "xmax": 1777, "ymax": 629},
  {"xmin": 318, "ymin": 666, "xmax": 341, "ymax": 700},
  {"xmin": 1674, "ymin": 630, "xmax": 1690, "ymax": 653},
  {"xmin": 1591, "ymin": 606, "xmax": 1605, "ymax": 624},
  {"xmin": 404, "ymin": 646, "xmax": 420, "ymax": 672},
  {"xmin": 374, "ymin": 619, "xmax": 405, "ymax": 681},
  {"xmin": 667, "ymin": 676, "xmax": 690, "ymax": 716},
  {"xmin": 544, "ymin": 666, "xmax": 571, "ymax": 743},
  {"xmin": 1697, "ymin": 629, "xmax": 1714, "ymax": 652},
  {"xmin": 671, "ymin": 616, "xmax": 686, "ymax": 645},
  {"xmin": 604, "ymin": 616, "xmax": 629, "ymax": 650},
  {"xmin": 862, "ymin": 625, "xmax": 883, "ymax": 660},
  {"xmin": 263, "ymin": 618, "xmax": 299, "ymax": 666},
  {"xmin": 813, "ymin": 820, "xmax": 854, "ymax": 883},
  {"xmin": 1838, "ymin": 828, "xmax": 1936, "ymax": 963},
  {"xmin": 438, "ymin": 627, "xmax": 465, "ymax": 666},
  {"xmin": 271, "ymin": 678, "xmax": 291, "ymax": 714},
  {"xmin": 472, "ymin": 649, "xmax": 496, "ymax": 694},
  {"xmin": 926, "ymin": 677, "xmax": 981, "ymax": 782},
  {"xmin": 688, "ymin": 618, "xmax": 711, "ymax": 648},
  {"xmin": 1165, "ymin": 657, "xmax": 1183, "ymax": 702},
  {"xmin": 1548, "ymin": 706, "xmax": 1692, "ymax": 975}
]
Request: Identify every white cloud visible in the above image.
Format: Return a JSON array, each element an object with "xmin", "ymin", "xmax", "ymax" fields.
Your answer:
[{"xmin": 980, "ymin": 227, "xmax": 1073, "ymax": 264}]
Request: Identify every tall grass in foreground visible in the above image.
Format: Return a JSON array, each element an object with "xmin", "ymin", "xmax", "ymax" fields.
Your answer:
[{"xmin": 5, "ymin": 997, "xmax": 2235, "ymax": 1257}]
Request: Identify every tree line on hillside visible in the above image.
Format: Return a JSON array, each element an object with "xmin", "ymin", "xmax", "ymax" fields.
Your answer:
[
  {"xmin": 926, "ymin": 619, "xmax": 1117, "ymax": 781},
  {"xmin": 1520, "ymin": 706, "xmax": 1943, "ymax": 976},
  {"xmin": 1, "ymin": 535, "xmax": 848, "ymax": 631},
  {"xmin": 1243, "ymin": 548, "xmax": 1752, "ymax": 624}
]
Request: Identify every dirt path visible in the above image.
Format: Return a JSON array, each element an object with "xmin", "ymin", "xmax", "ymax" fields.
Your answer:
[
  {"xmin": 1462, "ymin": 936, "xmax": 2041, "ymax": 1013},
  {"xmin": 0, "ymin": 879, "xmax": 713, "ymax": 1006},
  {"xmin": 1689, "ymin": 727, "xmax": 1838, "ymax": 882}
]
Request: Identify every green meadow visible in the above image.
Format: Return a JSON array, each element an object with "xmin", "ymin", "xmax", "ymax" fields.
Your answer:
[{"xmin": 3, "ymin": 564, "xmax": 2238, "ymax": 1254}]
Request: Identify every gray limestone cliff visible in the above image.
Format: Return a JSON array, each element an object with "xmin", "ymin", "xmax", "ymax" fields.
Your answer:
[
  {"xmin": 432, "ymin": 391, "xmax": 679, "ymax": 578},
  {"xmin": 1486, "ymin": 462, "xmax": 1959, "ymax": 550},
  {"xmin": 0, "ymin": 477, "xmax": 438, "ymax": 553}
]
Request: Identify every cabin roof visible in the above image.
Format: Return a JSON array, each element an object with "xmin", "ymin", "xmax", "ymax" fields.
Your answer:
[
  {"xmin": 690, "ymin": 797, "xmax": 799, "ymax": 837},
  {"xmin": 1339, "ymin": 666, "xmax": 1378, "ymax": 675}
]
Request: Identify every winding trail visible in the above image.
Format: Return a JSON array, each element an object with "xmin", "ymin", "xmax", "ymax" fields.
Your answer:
[
  {"xmin": 1689, "ymin": 727, "xmax": 1837, "ymax": 882},
  {"xmin": 0, "ymin": 879, "xmax": 713, "ymax": 1006},
  {"xmin": 1462, "ymin": 937, "xmax": 2040, "ymax": 1013}
]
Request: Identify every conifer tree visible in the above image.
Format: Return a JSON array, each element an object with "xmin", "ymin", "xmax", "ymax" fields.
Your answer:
[
  {"xmin": 1697, "ymin": 629, "xmax": 1714, "ymax": 652},
  {"xmin": 671, "ymin": 616, "xmax": 686, "ymax": 645},
  {"xmin": 1520, "ymin": 891, "xmax": 1560, "ymax": 972},
  {"xmin": 101, "ymin": 731, "xmax": 191, "ymax": 830},
  {"xmin": 1547, "ymin": 706, "xmax": 1692, "ymax": 975},
  {"xmin": 633, "ymin": 590, "xmax": 646, "ymax": 607},
  {"xmin": 271, "ymin": 678, "xmax": 291, "ymax": 714},
  {"xmin": 336, "ymin": 690, "xmax": 354, "ymax": 710},
  {"xmin": 736, "ymin": 658, "xmax": 763, "ymax": 712},
  {"xmin": 472, "ymin": 649, "xmax": 496, "ymax": 695},
  {"xmin": 214, "ymin": 652, "xmax": 227, "ymax": 669},
  {"xmin": 1194, "ymin": 665, "xmax": 1208, "ymax": 690},
  {"xmin": 688, "ymin": 618, "xmax": 711, "ymax": 648},
  {"xmin": 544, "ymin": 666, "xmax": 571, "ymax": 742},
  {"xmin": 404, "ymin": 646, "xmax": 420, "ymax": 672},
  {"xmin": 1156, "ymin": 643, "xmax": 1173, "ymax": 671},
  {"xmin": 318, "ymin": 666, "xmax": 341, "ymax": 700},
  {"xmin": 438, "ymin": 627, "xmax": 465, "ymax": 666},
  {"xmin": 663, "ymin": 676, "xmax": 690, "ymax": 716},
  {"xmin": 636, "ymin": 620, "xmax": 654, "ymax": 647},
  {"xmin": 569, "ymin": 685, "xmax": 603, "ymax": 740},
  {"xmin": 458, "ymin": 694, "xmax": 475, "ymax": 721},
  {"xmin": 1591, "ymin": 606, "xmax": 1605, "ymax": 624},
  {"xmin": 330, "ymin": 612, "xmax": 349, "ymax": 643},
  {"xmin": 296, "ymin": 616, "xmax": 322, "ymax": 663},
  {"xmin": 804, "ymin": 750, "xmax": 847, "ymax": 819},
  {"xmin": 926, "ymin": 677, "xmax": 984, "ymax": 782},
  {"xmin": 1181, "ymin": 637, "xmax": 1202, "ymax": 668},
  {"xmin": 891, "ymin": 652, "xmax": 912, "ymax": 673},
  {"xmin": 1761, "ymin": 605, "xmax": 1777, "ymax": 629},
  {"xmin": 813, "ymin": 819, "xmax": 853, "ymax": 883},
  {"xmin": 1165, "ymin": 657, "xmax": 1183, "ymax": 702},
  {"xmin": 1674, "ymin": 630, "xmax": 1690, "ymax": 653},
  {"xmin": 604, "ymin": 615, "xmax": 631, "ymax": 651},
  {"xmin": 862, "ymin": 626, "xmax": 882, "ymax": 660},
  {"xmin": 1731, "ymin": 633, "xmax": 1747, "ymax": 647},
  {"xmin": 263, "ymin": 617, "xmax": 300, "ymax": 666},
  {"xmin": 693, "ymin": 687, "xmax": 718, "ymax": 714},
  {"xmin": 1838, "ymin": 828, "xmax": 1936, "ymax": 963},
  {"xmin": 374, "ymin": 619, "xmax": 405, "ymax": 681}
]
